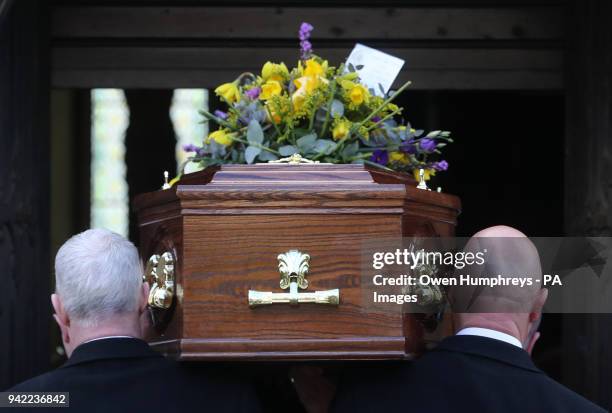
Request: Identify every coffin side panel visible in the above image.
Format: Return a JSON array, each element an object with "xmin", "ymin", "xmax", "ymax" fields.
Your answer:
[{"xmin": 181, "ymin": 214, "xmax": 404, "ymax": 342}]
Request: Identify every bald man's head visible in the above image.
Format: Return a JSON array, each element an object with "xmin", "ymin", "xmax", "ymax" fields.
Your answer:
[
  {"xmin": 450, "ymin": 225, "xmax": 543, "ymax": 313},
  {"xmin": 450, "ymin": 225, "xmax": 548, "ymax": 348}
]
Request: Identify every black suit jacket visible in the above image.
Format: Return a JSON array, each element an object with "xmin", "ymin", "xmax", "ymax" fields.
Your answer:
[
  {"xmin": 9, "ymin": 337, "xmax": 260, "ymax": 413},
  {"xmin": 333, "ymin": 335, "xmax": 607, "ymax": 413}
]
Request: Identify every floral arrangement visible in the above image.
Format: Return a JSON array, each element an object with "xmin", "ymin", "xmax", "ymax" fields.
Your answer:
[{"xmin": 182, "ymin": 22, "xmax": 452, "ymax": 181}]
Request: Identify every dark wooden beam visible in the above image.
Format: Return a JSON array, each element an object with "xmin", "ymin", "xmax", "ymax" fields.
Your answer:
[
  {"xmin": 51, "ymin": 5, "xmax": 563, "ymax": 41},
  {"xmin": 52, "ymin": 46, "xmax": 562, "ymax": 89},
  {"xmin": 49, "ymin": 4, "xmax": 564, "ymax": 90},
  {"xmin": 0, "ymin": 0, "xmax": 51, "ymax": 389}
]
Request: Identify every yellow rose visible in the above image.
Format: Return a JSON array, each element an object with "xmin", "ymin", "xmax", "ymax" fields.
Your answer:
[
  {"xmin": 206, "ymin": 129, "xmax": 234, "ymax": 146},
  {"xmin": 412, "ymin": 168, "xmax": 436, "ymax": 181},
  {"xmin": 348, "ymin": 84, "xmax": 369, "ymax": 105},
  {"xmin": 259, "ymin": 80, "xmax": 283, "ymax": 100},
  {"xmin": 262, "ymin": 61, "xmax": 289, "ymax": 82},
  {"xmin": 389, "ymin": 151, "xmax": 408, "ymax": 164},
  {"xmin": 332, "ymin": 120, "xmax": 351, "ymax": 141},
  {"xmin": 214, "ymin": 82, "xmax": 240, "ymax": 103},
  {"xmin": 303, "ymin": 59, "xmax": 327, "ymax": 78}
]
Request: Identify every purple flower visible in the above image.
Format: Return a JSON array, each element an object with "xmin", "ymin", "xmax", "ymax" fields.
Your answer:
[
  {"xmin": 400, "ymin": 140, "xmax": 417, "ymax": 154},
  {"xmin": 370, "ymin": 150, "xmax": 389, "ymax": 166},
  {"xmin": 182, "ymin": 143, "xmax": 199, "ymax": 153},
  {"xmin": 299, "ymin": 22, "xmax": 314, "ymax": 60},
  {"xmin": 301, "ymin": 40, "xmax": 312, "ymax": 55},
  {"xmin": 371, "ymin": 116, "xmax": 382, "ymax": 123},
  {"xmin": 433, "ymin": 160, "xmax": 449, "ymax": 171},
  {"xmin": 419, "ymin": 138, "xmax": 436, "ymax": 153},
  {"xmin": 245, "ymin": 87, "xmax": 261, "ymax": 100},
  {"xmin": 299, "ymin": 22, "xmax": 314, "ymax": 40},
  {"xmin": 214, "ymin": 110, "xmax": 228, "ymax": 120}
]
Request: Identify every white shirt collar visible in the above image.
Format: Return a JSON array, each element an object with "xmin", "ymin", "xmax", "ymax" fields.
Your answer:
[
  {"xmin": 456, "ymin": 327, "xmax": 523, "ymax": 349},
  {"xmin": 82, "ymin": 335, "xmax": 136, "ymax": 345}
]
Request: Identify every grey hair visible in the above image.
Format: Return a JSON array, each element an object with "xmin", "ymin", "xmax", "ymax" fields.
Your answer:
[{"xmin": 54, "ymin": 228, "xmax": 143, "ymax": 327}]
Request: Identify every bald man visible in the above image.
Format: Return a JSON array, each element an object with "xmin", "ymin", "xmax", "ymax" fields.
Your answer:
[{"xmin": 332, "ymin": 226, "xmax": 606, "ymax": 413}]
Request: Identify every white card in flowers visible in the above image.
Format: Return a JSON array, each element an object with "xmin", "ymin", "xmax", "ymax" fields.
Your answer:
[{"xmin": 345, "ymin": 44, "xmax": 405, "ymax": 96}]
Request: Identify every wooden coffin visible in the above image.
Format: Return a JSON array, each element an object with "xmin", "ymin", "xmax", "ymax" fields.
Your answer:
[{"xmin": 133, "ymin": 164, "xmax": 460, "ymax": 360}]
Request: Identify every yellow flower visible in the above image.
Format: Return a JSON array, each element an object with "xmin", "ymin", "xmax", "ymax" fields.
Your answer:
[
  {"xmin": 214, "ymin": 82, "xmax": 240, "ymax": 103},
  {"xmin": 292, "ymin": 75, "xmax": 327, "ymax": 112},
  {"xmin": 259, "ymin": 80, "xmax": 283, "ymax": 100},
  {"xmin": 294, "ymin": 76, "xmax": 320, "ymax": 94},
  {"xmin": 303, "ymin": 59, "xmax": 327, "ymax": 78},
  {"xmin": 348, "ymin": 84, "xmax": 369, "ymax": 105},
  {"xmin": 206, "ymin": 129, "xmax": 234, "ymax": 146},
  {"xmin": 292, "ymin": 92, "xmax": 307, "ymax": 112},
  {"xmin": 412, "ymin": 168, "xmax": 436, "ymax": 181},
  {"xmin": 389, "ymin": 151, "xmax": 408, "ymax": 164},
  {"xmin": 261, "ymin": 62, "xmax": 289, "ymax": 82},
  {"xmin": 340, "ymin": 80, "xmax": 369, "ymax": 106},
  {"xmin": 332, "ymin": 119, "xmax": 351, "ymax": 141}
]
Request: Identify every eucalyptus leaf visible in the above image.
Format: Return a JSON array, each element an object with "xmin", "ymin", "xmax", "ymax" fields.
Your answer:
[
  {"xmin": 341, "ymin": 141, "xmax": 359, "ymax": 160},
  {"xmin": 258, "ymin": 151, "xmax": 278, "ymax": 162},
  {"xmin": 314, "ymin": 139, "xmax": 337, "ymax": 155},
  {"xmin": 297, "ymin": 133, "xmax": 317, "ymax": 151},
  {"xmin": 279, "ymin": 145, "xmax": 299, "ymax": 156},
  {"xmin": 330, "ymin": 100, "xmax": 344, "ymax": 118},
  {"xmin": 245, "ymin": 146, "xmax": 261, "ymax": 164},
  {"xmin": 246, "ymin": 120, "xmax": 264, "ymax": 144}
]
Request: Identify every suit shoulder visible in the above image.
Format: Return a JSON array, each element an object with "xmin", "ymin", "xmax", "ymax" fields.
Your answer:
[{"xmin": 539, "ymin": 375, "xmax": 607, "ymax": 413}]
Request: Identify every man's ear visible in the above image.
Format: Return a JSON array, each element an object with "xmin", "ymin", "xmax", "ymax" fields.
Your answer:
[
  {"xmin": 51, "ymin": 293, "xmax": 70, "ymax": 344},
  {"xmin": 526, "ymin": 331, "xmax": 541, "ymax": 355},
  {"xmin": 138, "ymin": 283, "xmax": 152, "ymax": 340},
  {"xmin": 139, "ymin": 282, "xmax": 150, "ymax": 313}
]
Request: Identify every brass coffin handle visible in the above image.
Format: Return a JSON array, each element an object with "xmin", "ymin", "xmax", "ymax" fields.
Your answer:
[
  {"xmin": 143, "ymin": 251, "xmax": 175, "ymax": 309},
  {"xmin": 248, "ymin": 250, "xmax": 340, "ymax": 308}
]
